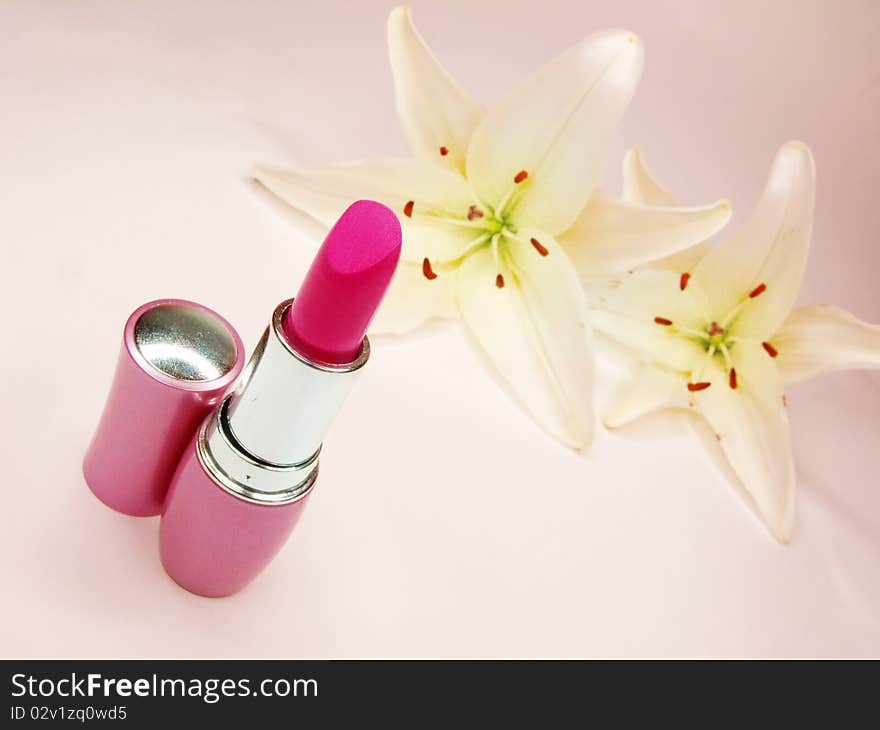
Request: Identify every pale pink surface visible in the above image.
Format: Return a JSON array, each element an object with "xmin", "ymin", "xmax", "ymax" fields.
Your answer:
[
  {"xmin": 1, "ymin": 0, "xmax": 879, "ymax": 657},
  {"xmin": 83, "ymin": 299, "xmax": 244, "ymax": 516},
  {"xmin": 284, "ymin": 200, "xmax": 401, "ymax": 364},
  {"xmin": 160, "ymin": 438, "xmax": 311, "ymax": 597}
]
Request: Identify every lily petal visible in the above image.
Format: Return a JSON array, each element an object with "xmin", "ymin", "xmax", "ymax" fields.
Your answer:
[
  {"xmin": 455, "ymin": 235, "xmax": 594, "ymax": 448},
  {"xmin": 466, "ymin": 29, "xmax": 643, "ymax": 236},
  {"xmin": 370, "ymin": 260, "xmax": 458, "ymax": 335},
  {"xmin": 388, "ymin": 6, "xmax": 484, "ymax": 174},
  {"xmin": 254, "ymin": 159, "xmax": 476, "ymax": 262},
  {"xmin": 604, "ymin": 366, "xmax": 688, "ymax": 428},
  {"xmin": 622, "ymin": 147, "xmax": 676, "ymax": 207},
  {"xmin": 621, "ymin": 147, "xmax": 714, "ymax": 273},
  {"xmin": 559, "ymin": 190, "xmax": 730, "ymax": 279},
  {"xmin": 693, "ymin": 142, "xmax": 815, "ymax": 338},
  {"xmin": 773, "ymin": 304, "xmax": 880, "ymax": 386},
  {"xmin": 590, "ymin": 268, "xmax": 708, "ymax": 372},
  {"xmin": 695, "ymin": 342, "xmax": 796, "ymax": 543}
]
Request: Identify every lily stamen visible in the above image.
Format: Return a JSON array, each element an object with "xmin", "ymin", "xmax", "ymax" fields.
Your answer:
[
  {"xmin": 678, "ymin": 324, "xmax": 711, "ymax": 340},
  {"xmin": 490, "ymin": 232, "xmax": 502, "ymax": 268},
  {"xmin": 488, "ymin": 232, "xmax": 507, "ymax": 288},
  {"xmin": 530, "ymin": 237, "xmax": 549, "ymax": 257},
  {"xmin": 422, "ymin": 257, "xmax": 438, "ymax": 280},
  {"xmin": 403, "ymin": 200, "xmax": 414, "ymax": 218},
  {"xmin": 688, "ymin": 381, "xmax": 712, "ymax": 392},
  {"xmin": 718, "ymin": 283, "xmax": 770, "ymax": 328},
  {"xmin": 680, "ymin": 272, "xmax": 691, "ymax": 291},
  {"xmin": 651, "ymin": 311, "xmax": 707, "ymax": 340},
  {"xmin": 439, "ymin": 146, "xmax": 449, "ymax": 156},
  {"xmin": 452, "ymin": 232, "xmax": 493, "ymax": 262},
  {"xmin": 729, "ymin": 368, "xmax": 738, "ymax": 389},
  {"xmin": 695, "ymin": 344, "xmax": 716, "ymax": 382},
  {"xmin": 720, "ymin": 302, "xmax": 746, "ymax": 328},
  {"xmin": 762, "ymin": 341, "xmax": 779, "ymax": 358},
  {"xmin": 493, "ymin": 185, "xmax": 521, "ymax": 221},
  {"xmin": 490, "ymin": 171, "xmax": 531, "ymax": 222}
]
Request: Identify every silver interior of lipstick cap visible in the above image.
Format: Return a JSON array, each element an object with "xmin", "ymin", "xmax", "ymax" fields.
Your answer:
[{"xmin": 134, "ymin": 304, "xmax": 238, "ymax": 382}]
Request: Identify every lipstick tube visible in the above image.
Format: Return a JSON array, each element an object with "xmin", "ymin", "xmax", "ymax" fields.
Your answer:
[{"xmin": 160, "ymin": 299, "xmax": 369, "ymax": 597}]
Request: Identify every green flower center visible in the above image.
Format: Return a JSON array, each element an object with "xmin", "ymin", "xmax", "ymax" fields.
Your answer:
[
  {"xmin": 405, "ymin": 167, "xmax": 548, "ymax": 289},
  {"xmin": 654, "ymin": 278, "xmax": 780, "ymax": 393}
]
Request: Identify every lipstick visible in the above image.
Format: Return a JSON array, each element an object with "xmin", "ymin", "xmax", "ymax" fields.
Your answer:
[
  {"xmin": 159, "ymin": 200, "xmax": 402, "ymax": 597},
  {"xmin": 283, "ymin": 200, "xmax": 402, "ymax": 364}
]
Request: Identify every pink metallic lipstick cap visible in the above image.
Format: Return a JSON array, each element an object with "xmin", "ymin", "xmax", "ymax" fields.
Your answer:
[{"xmin": 83, "ymin": 299, "xmax": 245, "ymax": 516}]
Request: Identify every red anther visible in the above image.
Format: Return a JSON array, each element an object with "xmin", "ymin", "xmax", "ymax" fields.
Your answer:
[
  {"xmin": 422, "ymin": 257, "xmax": 437, "ymax": 280},
  {"xmin": 403, "ymin": 200, "xmax": 414, "ymax": 218},
  {"xmin": 530, "ymin": 237, "xmax": 549, "ymax": 256},
  {"xmin": 729, "ymin": 368, "xmax": 738, "ymax": 389},
  {"xmin": 749, "ymin": 283, "xmax": 767, "ymax": 298},
  {"xmin": 495, "ymin": 273, "xmax": 505, "ymax": 288},
  {"xmin": 467, "ymin": 205, "xmax": 484, "ymax": 221},
  {"xmin": 514, "ymin": 170, "xmax": 528, "ymax": 184},
  {"xmin": 680, "ymin": 272, "xmax": 691, "ymax": 291},
  {"xmin": 654, "ymin": 317, "xmax": 673, "ymax": 326},
  {"xmin": 687, "ymin": 381, "xmax": 712, "ymax": 392},
  {"xmin": 762, "ymin": 341, "xmax": 778, "ymax": 358},
  {"xmin": 439, "ymin": 146, "xmax": 449, "ymax": 156}
]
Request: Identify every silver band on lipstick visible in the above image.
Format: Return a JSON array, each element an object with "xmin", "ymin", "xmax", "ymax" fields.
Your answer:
[
  {"xmin": 227, "ymin": 299, "xmax": 369, "ymax": 466},
  {"xmin": 196, "ymin": 298, "xmax": 369, "ymax": 505}
]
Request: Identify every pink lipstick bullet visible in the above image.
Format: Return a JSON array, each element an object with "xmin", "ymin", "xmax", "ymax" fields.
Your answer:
[
  {"xmin": 283, "ymin": 200, "xmax": 402, "ymax": 365},
  {"xmin": 159, "ymin": 200, "xmax": 401, "ymax": 597}
]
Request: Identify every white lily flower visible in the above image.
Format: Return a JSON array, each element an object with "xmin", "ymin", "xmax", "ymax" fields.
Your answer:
[
  {"xmin": 255, "ymin": 5, "xmax": 731, "ymax": 449},
  {"xmin": 592, "ymin": 141, "xmax": 880, "ymax": 542}
]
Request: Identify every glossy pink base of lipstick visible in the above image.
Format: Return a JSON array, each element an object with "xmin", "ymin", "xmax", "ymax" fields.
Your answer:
[
  {"xmin": 283, "ymin": 199, "xmax": 401, "ymax": 365},
  {"xmin": 160, "ymin": 436, "xmax": 312, "ymax": 597}
]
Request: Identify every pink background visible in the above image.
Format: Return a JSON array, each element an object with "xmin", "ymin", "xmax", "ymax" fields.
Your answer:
[{"xmin": 2, "ymin": 0, "xmax": 879, "ymax": 657}]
